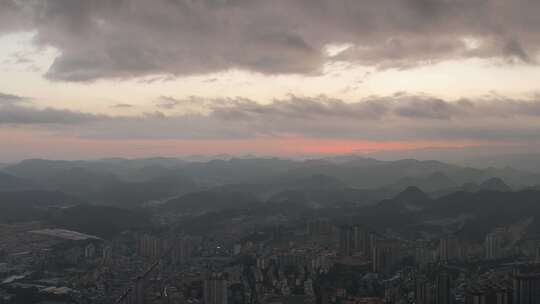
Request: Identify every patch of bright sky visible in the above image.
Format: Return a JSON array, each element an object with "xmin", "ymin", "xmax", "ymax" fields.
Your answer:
[
  {"xmin": 2, "ymin": 32, "xmax": 540, "ymax": 116},
  {"xmin": 324, "ymin": 43, "xmax": 354, "ymax": 56}
]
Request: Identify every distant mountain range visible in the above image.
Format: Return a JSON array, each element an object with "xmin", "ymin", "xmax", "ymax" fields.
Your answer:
[
  {"xmin": 3, "ymin": 156, "xmax": 540, "ymax": 241},
  {"xmin": 1, "ymin": 156, "xmax": 540, "ymax": 209},
  {"xmin": 0, "ymin": 172, "xmax": 36, "ymax": 190},
  {"xmin": 460, "ymin": 153, "xmax": 540, "ymax": 173},
  {"xmin": 350, "ymin": 186, "xmax": 540, "ymax": 241},
  {"xmin": 0, "ymin": 189, "xmax": 149, "ymax": 238},
  {"xmin": 0, "ymin": 190, "xmax": 83, "ymax": 222},
  {"xmin": 367, "ymin": 149, "xmax": 540, "ymax": 173}
]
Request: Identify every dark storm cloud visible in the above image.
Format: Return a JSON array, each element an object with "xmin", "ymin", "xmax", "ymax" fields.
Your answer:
[{"xmin": 2, "ymin": 0, "xmax": 540, "ymax": 81}]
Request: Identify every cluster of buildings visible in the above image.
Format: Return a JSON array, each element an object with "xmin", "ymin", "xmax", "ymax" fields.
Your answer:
[{"xmin": 4, "ymin": 215, "xmax": 540, "ymax": 304}]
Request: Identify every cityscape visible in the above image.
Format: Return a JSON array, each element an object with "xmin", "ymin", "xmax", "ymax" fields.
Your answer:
[
  {"xmin": 2, "ymin": 157, "xmax": 540, "ymax": 303},
  {"xmin": 3, "ymin": 0, "xmax": 540, "ymax": 303}
]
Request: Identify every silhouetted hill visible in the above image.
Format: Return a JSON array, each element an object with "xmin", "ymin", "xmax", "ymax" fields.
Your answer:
[
  {"xmin": 44, "ymin": 167, "xmax": 120, "ymax": 197},
  {"xmin": 208, "ymin": 173, "xmax": 393, "ymax": 207},
  {"xmin": 323, "ymin": 155, "xmax": 383, "ymax": 166},
  {"xmin": 4, "ymin": 158, "xmax": 188, "ymax": 182},
  {"xmin": 0, "ymin": 172, "xmax": 37, "ymax": 190},
  {"xmin": 176, "ymin": 158, "xmax": 299, "ymax": 185},
  {"xmin": 0, "ymin": 190, "xmax": 83, "ymax": 222},
  {"xmin": 431, "ymin": 178, "xmax": 512, "ymax": 197},
  {"xmin": 423, "ymin": 190, "xmax": 540, "ymax": 240},
  {"xmin": 98, "ymin": 173, "xmax": 200, "ymax": 207},
  {"xmin": 389, "ymin": 172, "xmax": 456, "ymax": 192},
  {"xmin": 394, "ymin": 186, "xmax": 431, "ymax": 203},
  {"xmin": 279, "ymin": 158, "xmax": 516, "ymax": 190},
  {"xmin": 462, "ymin": 153, "xmax": 540, "ymax": 173},
  {"xmin": 353, "ymin": 189, "xmax": 540, "ymax": 241},
  {"xmin": 479, "ymin": 177, "xmax": 512, "ymax": 192},
  {"xmin": 89, "ymin": 158, "xmax": 188, "ymax": 181},
  {"xmin": 287, "ymin": 174, "xmax": 347, "ymax": 190},
  {"xmin": 376, "ymin": 186, "xmax": 431, "ymax": 213},
  {"xmin": 268, "ymin": 187, "xmax": 391, "ymax": 208},
  {"xmin": 4, "ymin": 159, "xmax": 81, "ymax": 181},
  {"xmin": 50, "ymin": 204, "xmax": 151, "ymax": 238},
  {"xmin": 162, "ymin": 190, "xmax": 261, "ymax": 213},
  {"xmin": 209, "ymin": 174, "xmax": 348, "ymax": 199},
  {"xmin": 4, "ymin": 160, "xmax": 203, "ymax": 207},
  {"xmin": 3, "ymin": 157, "xmax": 540, "ymax": 209},
  {"xmin": 460, "ymin": 182, "xmax": 481, "ymax": 192}
]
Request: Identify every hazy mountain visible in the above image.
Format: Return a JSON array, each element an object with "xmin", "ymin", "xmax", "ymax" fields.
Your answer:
[
  {"xmin": 267, "ymin": 187, "xmax": 392, "ymax": 208},
  {"xmin": 4, "ymin": 159, "xmax": 196, "ymax": 206},
  {"xmin": 477, "ymin": 166, "xmax": 540, "ymax": 189},
  {"xmin": 461, "ymin": 153, "xmax": 540, "ymax": 173},
  {"xmin": 4, "ymin": 159, "xmax": 82, "ymax": 181},
  {"xmin": 460, "ymin": 182, "xmax": 482, "ymax": 192},
  {"xmin": 162, "ymin": 190, "xmax": 261, "ymax": 213},
  {"xmin": 176, "ymin": 157, "xmax": 300, "ymax": 185},
  {"xmin": 92, "ymin": 157, "xmax": 188, "ymax": 181},
  {"xmin": 50, "ymin": 204, "xmax": 151, "ymax": 238},
  {"xmin": 388, "ymin": 172, "xmax": 457, "ymax": 192},
  {"xmin": 236, "ymin": 174, "xmax": 348, "ymax": 195},
  {"xmin": 323, "ymin": 155, "xmax": 384, "ymax": 166},
  {"xmin": 376, "ymin": 186, "xmax": 431, "ymax": 212},
  {"xmin": 285, "ymin": 174, "xmax": 348, "ymax": 190},
  {"xmin": 287, "ymin": 158, "xmax": 513, "ymax": 190},
  {"xmin": 352, "ymin": 189, "xmax": 540, "ymax": 241},
  {"xmin": 98, "ymin": 173, "xmax": 201, "ymax": 207},
  {"xmin": 3, "ymin": 157, "xmax": 540, "ymax": 207},
  {"xmin": 367, "ymin": 147, "xmax": 540, "ymax": 173},
  {"xmin": 43, "ymin": 167, "xmax": 120, "ymax": 198},
  {"xmin": 422, "ymin": 190, "xmax": 540, "ymax": 240},
  {"xmin": 0, "ymin": 189, "xmax": 149, "ymax": 237},
  {"xmin": 0, "ymin": 190, "xmax": 81, "ymax": 207},
  {"xmin": 181, "ymin": 174, "xmax": 393, "ymax": 208},
  {"xmin": 431, "ymin": 177, "xmax": 512, "ymax": 197},
  {"xmin": 3, "ymin": 157, "xmax": 187, "ymax": 183},
  {"xmin": 180, "ymin": 154, "xmax": 237, "ymax": 162},
  {"xmin": 0, "ymin": 171, "xmax": 37, "ymax": 190},
  {"xmin": 479, "ymin": 177, "xmax": 512, "ymax": 192},
  {"xmin": 394, "ymin": 186, "xmax": 431, "ymax": 204},
  {"xmin": 0, "ymin": 190, "xmax": 84, "ymax": 222},
  {"xmin": 273, "ymin": 158, "xmax": 455, "ymax": 189}
]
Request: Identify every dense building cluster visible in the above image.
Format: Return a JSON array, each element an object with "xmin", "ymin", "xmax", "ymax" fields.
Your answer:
[{"xmin": 3, "ymin": 216, "xmax": 540, "ymax": 304}]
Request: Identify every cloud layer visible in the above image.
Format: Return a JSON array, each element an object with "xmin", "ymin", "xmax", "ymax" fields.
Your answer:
[
  {"xmin": 2, "ymin": 92, "xmax": 540, "ymax": 143},
  {"xmin": 2, "ymin": 0, "xmax": 540, "ymax": 81},
  {"xmin": 0, "ymin": 92, "xmax": 31, "ymax": 105}
]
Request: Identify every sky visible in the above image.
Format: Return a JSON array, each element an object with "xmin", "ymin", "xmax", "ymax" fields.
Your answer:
[{"xmin": 1, "ymin": 0, "xmax": 540, "ymax": 161}]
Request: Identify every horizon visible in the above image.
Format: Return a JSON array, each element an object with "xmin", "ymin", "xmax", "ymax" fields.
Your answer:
[
  {"xmin": 3, "ymin": 151, "xmax": 540, "ymax": 175},
  {"xmin": 3, "ymin": 146, "xmax": 540, "ymax": 172}
]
